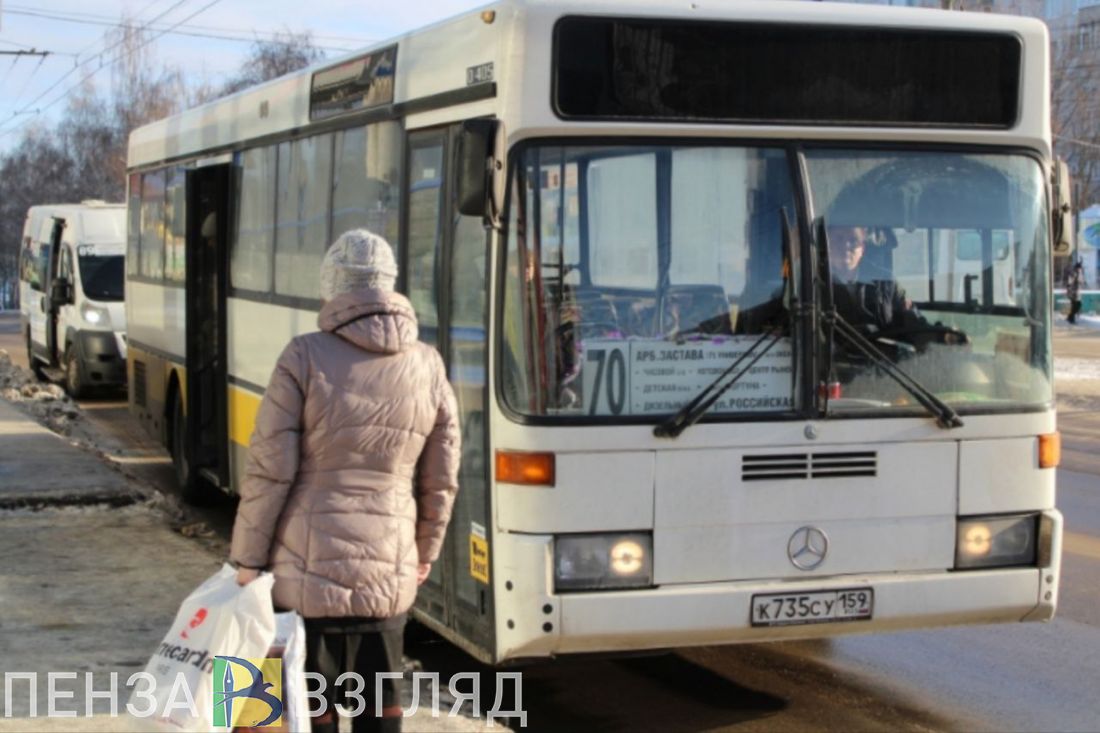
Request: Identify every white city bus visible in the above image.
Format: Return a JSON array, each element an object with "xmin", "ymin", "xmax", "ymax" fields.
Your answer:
[{"xmin": 126, "ymin": 0, "xmax": 1064, "ymax": 664}]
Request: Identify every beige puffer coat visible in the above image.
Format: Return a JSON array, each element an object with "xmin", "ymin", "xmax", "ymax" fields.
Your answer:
[{"xmin": 229, "ymin": 289, "xmax": 460, "ymax": 618}]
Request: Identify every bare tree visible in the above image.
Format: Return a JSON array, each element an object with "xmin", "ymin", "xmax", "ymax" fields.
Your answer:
[
  {"xmin": 1051, "ymin": 16, "xmax": 1100, "ymax": 210},
  {"xmin": 108, "ymin": 21, "xmax": 186, "ymax": 136},
  {"xmin": 219, "ymin": 31, "xmax": 324, "ymax": 97},
  {"xmin": 0, "ymin": 127, "xmax": 75, "ymax": 308},
  {"xmin": 57, "ymin": 80, "xmax": 126, "ymax": 202},
  {"xmin": 0, "ymin": 20, "xmax": 187, "ymax": 306}
]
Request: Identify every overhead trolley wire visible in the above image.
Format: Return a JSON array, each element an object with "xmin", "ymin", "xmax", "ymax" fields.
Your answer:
[
  {"xmin": 2, "ymin": 0, "xmax": 196, "ymax": 122},
  {"xmin": 0, "ymin": 0, "xmax": 226, "ymax": 139},
  {"xmin": 2, "ymin": 5, "xmax": 371, "ymax": 47}
]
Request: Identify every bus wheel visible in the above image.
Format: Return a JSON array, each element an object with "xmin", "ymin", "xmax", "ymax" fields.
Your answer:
[
  {"xmin": 171, "ymin": 394, "xmax": 209, "ymax": 505},
  {"xmin": 64, "ymin": 345, "xmax": 87, "ymax": 399}
]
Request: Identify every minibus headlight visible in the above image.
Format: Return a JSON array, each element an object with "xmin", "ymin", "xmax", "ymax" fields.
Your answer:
[
  {"xmin": 554, "ymin": 533, "xmax": 653, "ymax": 591},
  {"xmin": 955, "ymin": 514, "xmax": 1038, "ymax": 569},
  {"xmin": 81, "ymin": 303, "xmax": 110, "ymax": 327}
]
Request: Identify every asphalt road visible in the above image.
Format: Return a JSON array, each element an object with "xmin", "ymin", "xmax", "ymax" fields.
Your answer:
[{"xmin": 2, "ymin": 310, "xmax": 1099, "ymax": 731}]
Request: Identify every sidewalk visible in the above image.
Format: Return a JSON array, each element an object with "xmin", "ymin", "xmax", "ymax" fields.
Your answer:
[
  {"xmin": 0, "ymin": 399, "xmax": 505, "ymax": 732},
  {"xmin": 0, "ymin": 399, "xmax": 223, "ymax": 730}
]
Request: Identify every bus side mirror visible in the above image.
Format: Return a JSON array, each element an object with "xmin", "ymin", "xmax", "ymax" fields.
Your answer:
[
  {"xmin": 50, "ymin": 278, "xmax": 72, "ymax": 306},
  {"xmin": 1053, "ymin": 158, "xmax": 1073, "ymax": 256},
  {"xmin": 456, "ymin": 119, "xmax": 497, "ymax": 219}
]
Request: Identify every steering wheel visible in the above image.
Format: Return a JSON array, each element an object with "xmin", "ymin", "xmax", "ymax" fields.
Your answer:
[{"xmin": 873, "ymin": 323, "xmax": 969, "ymax": 351}]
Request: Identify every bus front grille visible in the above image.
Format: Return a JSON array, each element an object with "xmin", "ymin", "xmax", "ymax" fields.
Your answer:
[{"xmin": 742, "ymin": 451, "xmax": 877, "ymax": 481}]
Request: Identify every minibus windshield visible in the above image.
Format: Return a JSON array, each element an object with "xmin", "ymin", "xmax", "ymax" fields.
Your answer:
[{"xmin": 79, "ymin": 255, "xmax": 124, "ymax": 302}]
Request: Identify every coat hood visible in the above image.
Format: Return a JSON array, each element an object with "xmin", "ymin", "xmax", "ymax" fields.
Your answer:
[{"xmin": 318, "ymin": 290, "xmax": 419, "ymax": 354}]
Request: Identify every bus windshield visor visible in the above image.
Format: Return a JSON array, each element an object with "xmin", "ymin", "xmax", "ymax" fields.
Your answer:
[
  {"xmin": 806, "ymin": 150, "xmax": 1052, "ymax": 412},
  {"xmin": 78, "ymin": 254, "xmax": 125, "ymax": 302},
  {"xmin": 501, "ymin": 144, "xmax": 799, "ymax": 419}
]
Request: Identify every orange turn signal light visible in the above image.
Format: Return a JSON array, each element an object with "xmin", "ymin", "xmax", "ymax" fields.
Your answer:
[
  {"xmin": 496, "ymin": 451, "xmax": 555, "ymax": 487},
  {"xmin": 1039, "ymin": 432, "xmax": 1061, "ymax": 469}
]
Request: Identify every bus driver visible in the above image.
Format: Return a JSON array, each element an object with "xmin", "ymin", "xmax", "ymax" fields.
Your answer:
[{"xmin": 827, "ymin": 225, "xmax": 925, "ymax": 336}]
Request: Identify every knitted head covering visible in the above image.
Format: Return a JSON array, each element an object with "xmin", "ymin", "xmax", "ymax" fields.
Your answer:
[{"xmin": 319, "ymin": 229, "xmax": 398, "ymax": 300}]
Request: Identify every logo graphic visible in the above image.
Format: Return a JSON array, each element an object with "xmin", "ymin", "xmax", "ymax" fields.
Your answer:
[
  {"xmin": 180, "ymin": 608, "xmax": 208, "ymax": 639},
  {"xmin": 787, "ymin": 526, "xmax": 829, "ymax": 570},
  {"xmin": 212, "ymin": 657, "xmax": 283, "ymax": 728}
]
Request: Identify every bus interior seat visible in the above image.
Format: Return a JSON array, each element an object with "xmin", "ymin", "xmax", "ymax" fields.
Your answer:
[
  {"xmin": 561, "ymin": 288, "xmax": 624, "ymax": 339},
  {"xmin": 601, "ymin": 293, "xmax": 657, "ymax": 338},
  {"xmin": 659, "ymin": 285, "xmax": 733, "ymax": 336}
]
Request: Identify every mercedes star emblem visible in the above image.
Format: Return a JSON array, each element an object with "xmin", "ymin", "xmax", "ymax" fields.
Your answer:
[{"xmin": 787, "ymin": 526, "xmax": 829, "ymax": 570}]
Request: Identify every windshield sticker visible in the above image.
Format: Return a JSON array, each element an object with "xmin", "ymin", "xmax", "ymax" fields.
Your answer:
[{"xmin": 580, "ymin": 337, "xmax": 793, "ymax": 416}]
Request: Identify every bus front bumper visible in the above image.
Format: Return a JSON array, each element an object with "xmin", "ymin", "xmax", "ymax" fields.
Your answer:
[
  {"xmin": 495, "ymin": 509, "xmax": 1061, "ymax": 660},
  {"xmin": 553, "ymin": 566, "xmax": 1052, "ymax": 655}
]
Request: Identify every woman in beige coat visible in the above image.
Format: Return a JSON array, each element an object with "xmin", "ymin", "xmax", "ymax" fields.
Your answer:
[{"xmin": 230, "ymin": 229, "xmax": 460, "ymax": 733}]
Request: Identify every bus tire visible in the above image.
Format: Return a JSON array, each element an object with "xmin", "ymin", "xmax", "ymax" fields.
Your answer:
[
  {"xmin": 171, "ymin": 393, "xmax": 210, "ymax": 505},
  {"xmin": 64, "ymin": 344, "xmax": 87, "ymax": 399}
]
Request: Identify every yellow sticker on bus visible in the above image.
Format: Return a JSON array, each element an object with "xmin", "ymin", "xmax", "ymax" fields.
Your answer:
[{"xmin": 470, "ymin": 532, "xmax": 490, "ymax": 584}]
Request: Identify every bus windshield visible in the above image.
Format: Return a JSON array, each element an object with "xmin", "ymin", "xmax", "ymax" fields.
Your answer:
[
  {"xmin": 78, "ymin": 254, "xmax": 125, "ymax": 302},
  {"xmin": 806, "ymin": 150, "xmax": 1052, "ymax": 413},
  {"xmin": 501, "ymin": 144, "xmax": 1052, "ymax": 421},
  {"xmin": 502, "ymin": 143, "xmax": 799, "ymax": 419}
]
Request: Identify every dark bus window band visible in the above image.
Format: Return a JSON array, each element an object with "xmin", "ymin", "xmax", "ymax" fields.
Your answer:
[{"xmin": 553, "ymin": 16, "xmax": 1021, "ymax": 129}]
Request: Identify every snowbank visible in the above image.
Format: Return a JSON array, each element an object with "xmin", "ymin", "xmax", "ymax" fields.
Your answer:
[{"xmin": 0, "ymin": 349, "xmax": 82, "ymax": 435}]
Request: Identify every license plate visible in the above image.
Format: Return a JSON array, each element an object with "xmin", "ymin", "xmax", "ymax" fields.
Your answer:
[{"xmin": 750, "ymin": 588, "xmax": 874, "ymax": 627}]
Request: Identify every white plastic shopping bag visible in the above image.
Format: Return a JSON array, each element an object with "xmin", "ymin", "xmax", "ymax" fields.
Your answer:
[
  {"xmin": 129, "ymin": 563, "xmax": 277, "ymax": 732},
  {"xmin": 268, "ymin": 612, "xmax": 310, "ymax": 733},
  {"xmin": 229, "ymin": 612, "xmax": 309, "ymax": 733}
]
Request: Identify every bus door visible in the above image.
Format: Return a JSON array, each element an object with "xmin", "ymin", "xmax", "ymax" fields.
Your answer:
[
  {"xmin": 28, "ymin": 226, "xmax": 52, "ymax": 361},
  {"xmin": 184, "ymin": 164, "xmax": 231, "ymax": 489},
  {"xmin": 405, "ymin": 125, "xmax": 494, "ymax": 651},
  {"xmin": 43, "ymin": 217, "xmax": 67, "ymax": 368}
]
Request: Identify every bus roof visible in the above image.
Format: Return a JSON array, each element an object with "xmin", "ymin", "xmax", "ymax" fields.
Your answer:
[{"xmin": 127, "ymin": 0, "xmax": 1051, "ymax": 169}]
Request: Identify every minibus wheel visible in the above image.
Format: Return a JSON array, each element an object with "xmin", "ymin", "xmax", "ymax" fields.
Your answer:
[{"xmin": 64, "ymin": 345, "xmax": 87, "ymax": 399}]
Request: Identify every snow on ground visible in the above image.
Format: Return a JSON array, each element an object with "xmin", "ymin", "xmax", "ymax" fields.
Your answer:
[
  {"xmin": 1055, "ymin": 310, "xmax": 1100, "ymax": 332},
  {"xmin": 1055, "ymin": 356, "xmax": 1100, "ymax": 382},
  {"xmin": 0, "ymin": 348, "xmax": 83, "ymax": 435}
]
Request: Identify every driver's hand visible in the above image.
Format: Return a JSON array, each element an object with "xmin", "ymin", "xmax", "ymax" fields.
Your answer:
[{"xmin": 944, "ymin": 331, "xmax": 966, "ymax": 345}]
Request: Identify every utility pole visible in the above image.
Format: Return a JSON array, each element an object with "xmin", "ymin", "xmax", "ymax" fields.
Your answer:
[{"xmin": 0, "ymin": 50, "xmax": 50, "ymax": 58}]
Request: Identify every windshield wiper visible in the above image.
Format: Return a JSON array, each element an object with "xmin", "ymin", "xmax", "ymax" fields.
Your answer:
[
  {"xmin": 814, "ymin": 218, "xmax": 962, "ymax": 430},
  {"xmin": 827, "ymin": 313, "xmax": 963, "ymax": 429},
  {"xmin": 653, "ymin": 326, "xmax": 785, "ymax": 438},
  {"xmin": 655, "ymin": 208, "xmax": 797, "ymax": 439}
]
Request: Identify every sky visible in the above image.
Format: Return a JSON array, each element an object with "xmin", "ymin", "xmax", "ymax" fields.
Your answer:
[{"xmin": 0, "ymin": 0, "xmax": 486, "ymax": 149}]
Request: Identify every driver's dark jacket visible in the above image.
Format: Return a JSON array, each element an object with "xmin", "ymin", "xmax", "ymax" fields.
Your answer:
[{"xmin": 832, "ymin": 274, "xmax": 923, "ymax": 333}]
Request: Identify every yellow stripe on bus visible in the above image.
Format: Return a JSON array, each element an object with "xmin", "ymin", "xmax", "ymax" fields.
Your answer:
[{"xmin": 229, "ymin": 384, "xmax": 263, "ymax": 447}]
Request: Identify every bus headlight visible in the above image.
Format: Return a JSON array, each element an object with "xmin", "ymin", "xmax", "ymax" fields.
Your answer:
[
  {"xmin": 81, "ymin": 303, "xmax": 110, "ymax": 327},
  {"xmin": 955, "ymin": 514, "xmax": 1038, "ymax": 569},
  {"xmin": 554, "ymin": 533, "xmax": 653, "ymax": 591}
]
